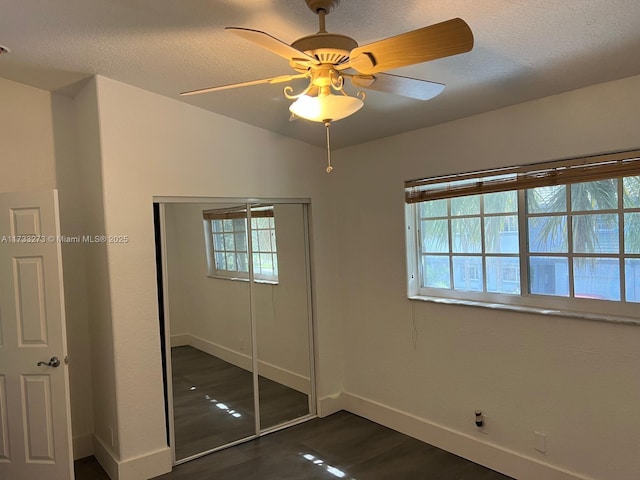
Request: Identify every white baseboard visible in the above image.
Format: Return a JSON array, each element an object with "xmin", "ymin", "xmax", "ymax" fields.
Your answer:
[
  {"xmin": 118, "ymin": 446, "xmax": 172, "ymax": 480},
  {"xmin": 93, "ymin": 433, "xmax": 172, "ymax": 480},
  {"xmin": 93, "ymin": 434, "xmax": 119, "ymax": 480},
  {"xmin": 318, "ymin": 392, "xmax": 348, "ymax": 417},
  {"xmin": 257, "ymin": 359, "xmax": 310, "ymax": 394},
  {"xmin": 169, "ymin": 333, "xmax": 190, "ymax": 347},
  {"xmin": 73, "ymin": 432, "xmax": 94, "ymax": 460},
  {"xmin": 181, "ymin": 334, "xmax": 311, "ymax": 394},
  {"xmin": 341, "ymin": 392, "xmax": 596, "ymax": 480},
  {"xmin": 188, "ymin": 334, "xmax": 252, "ymax": 370}
]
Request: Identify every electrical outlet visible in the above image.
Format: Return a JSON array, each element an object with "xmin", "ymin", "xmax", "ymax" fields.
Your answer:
[
  {"xmin": 474, "ymin": 410, "xmax": 488, "ymax": 434},
  {"xmin": 534, "ymin": 431, "xmax": 547, "ymax": 453},
  {"xmin": 474, "ymin": 410, "xmax": 484, "ymax": 428}
]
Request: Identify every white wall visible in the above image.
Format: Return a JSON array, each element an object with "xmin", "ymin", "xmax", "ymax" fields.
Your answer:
[
  {"xmin": 255, "ymin": 203, "xmax": 312, "ymax": 383},
  {"xmin": 73, "ymin": 78, "xmax": 120, "ymax": 476},
  {"xmin": 51, "ymin": 92, "xmax": 96, "ymax": 459},
  {"xmin": 332, "ymin": 74, "xmax": 640, "ymax": 480},
  {"xmin": 88, "ymin": 75, "xmax": 341, "ymax": 479},
  {"xmin": 163, "ymin": 203, "xmax": 197, "ymax": 340},
  {"xmin": 0, "ymin": 78, "xmax": 56, "ymax": 192},
  {"xmin": 165, "ymin": 202, "xmax": 253, "ymax": 356},
  {"xmin": 0, "ymin": 77, "xmax": 96, "ymax": 460}
]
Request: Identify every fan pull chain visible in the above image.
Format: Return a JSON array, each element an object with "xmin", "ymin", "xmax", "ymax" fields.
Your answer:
[{"xmin": 324, "ymin": 120, "xmax": 333, "ymax": 173}]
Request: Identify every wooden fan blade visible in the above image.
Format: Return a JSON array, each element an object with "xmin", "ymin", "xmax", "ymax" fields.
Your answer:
[
  {"xmin": 180, "ymin": 73, "xmax": 307, "ymax": 96},
  {"xmin": 226, "ymin": 27, "xmax": 319, "ymax": 65},
  {"xmin": 349, "ymin": 73, "xmax": 445, "ymax": 101},
  {"xmin": 349, "ymin": 18, "xmax": 473, "ymax": 75}
]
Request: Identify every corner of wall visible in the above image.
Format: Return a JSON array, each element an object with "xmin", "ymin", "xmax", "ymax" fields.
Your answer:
[
  {"xmin": 318, "ymin": 392, "xmax": 347, "ymax": 418},
  {"xmin": 94, "ymin": 435, "xmax": 172, "ymax": 480},
  {"xmin": 73, "ymin": 76, "xmax": 122, "ymax": 459},
  {"xmin": 51, "ymin": 88, "xmax": 98, "ymax": 461}
]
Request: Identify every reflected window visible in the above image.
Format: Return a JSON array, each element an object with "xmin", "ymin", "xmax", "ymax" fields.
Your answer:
[{"xmin": 204, "ymin": 205, "xmax": 278, "ymax": 282}]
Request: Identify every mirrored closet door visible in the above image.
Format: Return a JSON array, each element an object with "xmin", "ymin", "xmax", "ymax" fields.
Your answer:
[
  {"xmin": 253, "ymin": 203, "xmax": 314, "ymax": 431},
  {"xmin": 158, "ymin": 198, "xmax": 315, "ymax": 464}
]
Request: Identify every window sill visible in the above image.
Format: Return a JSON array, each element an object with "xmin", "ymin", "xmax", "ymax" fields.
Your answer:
[
  {"xmin": 408, "ymin": 295, "xmax": 640, "ymax": 327},
  {"xmin": 206, "ymin": 274, "xmax": 278, "ymax": 285}
]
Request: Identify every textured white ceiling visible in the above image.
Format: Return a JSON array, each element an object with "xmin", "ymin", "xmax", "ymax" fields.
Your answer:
[{"xmin": 1, "ymin": 0, "xmax": 640, "ymax": 148}]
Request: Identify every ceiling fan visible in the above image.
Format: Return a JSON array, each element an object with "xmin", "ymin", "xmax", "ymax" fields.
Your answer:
[{"xmin": 181, "ymin": 0, "xmax": 474, "ymax": 171}]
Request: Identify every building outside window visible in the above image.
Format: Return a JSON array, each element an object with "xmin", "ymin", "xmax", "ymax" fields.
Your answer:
[{"xmin": 405, "ymin": 150, "xmax": 640, "ymax": 320}]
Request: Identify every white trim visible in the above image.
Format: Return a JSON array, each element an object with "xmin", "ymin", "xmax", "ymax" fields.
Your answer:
[
  {"xmin": 247, "ymin": 204, "xmax": 262, "ymax": 437},
  {"xmin": 93, "ymin": 434, "xmax": 119, "ymax": 480},
  {"xmin": 93, "ymin": 435, "xmax": 172, "ymax": 480},
  {"xmin": 205, "ymin": 274, "xmax": 278, "ymax": 285},
  {"xmin": 169, "ymin": 333, "xmax": 190, "ymax": 347},
  {"xmin": 408, "ymin": 295, "xmax": 640, "ymax": 327},
  {"xmin": 188, "ymin": 333, "xmax": 253, "ymax": 371},
  {"xmin": 179, "ymin": 334, "xmax": 311, "ymax": 394},
  {"xmin": 302, "ymin": 203, "xmax": 318, "ymax": 416},
  {"xmin": 174, "ymin": 435, "xmax": 257, "ymax": 466},
  {"xmin": 204, "ymin": 215, "xmax": 279, "ymax": 283},
  {"xmin": 158, "ymin": 202, "xmax": 177, "ymax": 466},
  {"xmin": 318, "ymin": 393, "xmax": 348, "ymax": 417},
  {"xmin": 153, "ymin": 196, "xmax": 311, "ymax": 205},
  {"xmin": 117, "ymin": 446, "xmax": 172, "ymax": 480},
  {"xmin": 341, "ymin": 392, "xmax": 597, "ymax": 480},
  {"xmin": 258, "ymin": 359, "xmax": 311, "ymax": 395},
  {"xmin": 405, "ymin": 204, "xmax": 420, "ymax": 296}
]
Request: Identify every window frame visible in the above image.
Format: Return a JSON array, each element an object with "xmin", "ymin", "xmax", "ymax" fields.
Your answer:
[
  {"xmin": 405, "ymin": 150, "xmax": 640, "ymax": 324},
  {"xmin": 204, "ymin": 205, "xmax": 279, "ymax": 284}
]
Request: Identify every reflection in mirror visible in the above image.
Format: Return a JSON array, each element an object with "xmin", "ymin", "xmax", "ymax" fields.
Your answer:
[
  {"xmin": 253, "ymin": 204, "xmax": 312, "ymax": 430},
  {"xmin": 164, "ymin": 203, "xmax": 255, "ymax": 461},
  {"xmin": 161, "ymin": 199, "xmax": 315, "ymax": 463}
]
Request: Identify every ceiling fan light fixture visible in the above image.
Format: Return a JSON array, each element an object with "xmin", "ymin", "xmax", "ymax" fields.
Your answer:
[
  {"xmin": 182, "ymin": 1, "xmax": 474, "ymax": 172},
  {"xmin": 289, "ymin": 92, "xmax": 363, "ymax": 122}
]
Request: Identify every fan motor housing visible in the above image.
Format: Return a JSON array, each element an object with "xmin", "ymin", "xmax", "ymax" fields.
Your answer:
[
  {"xmin": 290, "ymin": 32, "xmax": 357, "ymax": 70},
  {"xmin": 305, "ymin": 0, "xmax": 340, "ymax": 14}
]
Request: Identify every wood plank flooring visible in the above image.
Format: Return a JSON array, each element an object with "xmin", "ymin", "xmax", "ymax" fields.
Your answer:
[
  {"xmin": 75, "ymin": 346, "xmax": 514, "ymax": 479},
  {"xmin": 171, "ymin": 345, "xmax": 310, "ymax": 459},
  {"xmin": 75, "ymin": 411, "xmax": 514, "ymax": 480}
]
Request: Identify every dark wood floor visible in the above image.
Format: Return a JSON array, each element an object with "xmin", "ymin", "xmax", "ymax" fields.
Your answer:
[
  {"xmin": 75, "ymin": 346, "xmax": 513, "ymax": 479},
  {"xmin": 75, "ymin": 411, "xmax": 514, "ymax": 480},
  {"xmin": 172, "ymin": 345, "xmax": 310, "ymax": 459}
]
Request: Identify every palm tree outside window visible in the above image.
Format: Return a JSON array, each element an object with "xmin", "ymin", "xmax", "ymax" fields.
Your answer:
[{"xmin": 405, "ymin": 150, "xmax": 640, "ymax": 321}]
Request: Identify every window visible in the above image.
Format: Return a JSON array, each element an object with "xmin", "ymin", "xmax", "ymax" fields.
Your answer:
[
  {"xmin": 203, "ymin": 205, "xmax": 278, "ymax": 282},
  {"xmin": 405, "ymin": 150, "xmax": 640, "ymax": 320}
]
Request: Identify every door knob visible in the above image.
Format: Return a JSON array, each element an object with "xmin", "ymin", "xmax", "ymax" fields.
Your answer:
[{"xmin": 37, "ymin": 356, "xmax": 61, "ymax": 368}]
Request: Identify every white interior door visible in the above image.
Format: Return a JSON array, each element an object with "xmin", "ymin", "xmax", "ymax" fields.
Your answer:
[{"xmin": 0, "ymin": 190, "xmax": 74, "ymax": 480}]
